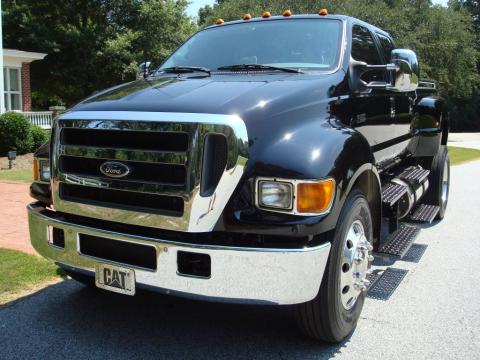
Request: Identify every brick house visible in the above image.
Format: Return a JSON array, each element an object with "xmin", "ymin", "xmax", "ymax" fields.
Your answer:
[
  {"xmin": 2, "ymin": 49, "xmax": 46, "ymax": 112},
  {"xmin": 1, "ymin": 49, "xmax": 56, "ymax": 129}
]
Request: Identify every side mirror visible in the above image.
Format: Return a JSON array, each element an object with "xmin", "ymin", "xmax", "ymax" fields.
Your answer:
[
  {"xmin": 390, "ymin": 49, "xmax": 419, "ymax": 92},
  {"xmin": 349, "ymin": 49, "xmax": 420, "ymax": 92},
  {"xmin": 349, "ymin": 59, "xmax": 398, "ymax": 91},
  {"xmin": 136, "ymin": 61, "xmax": 152, "ymax": 80}
]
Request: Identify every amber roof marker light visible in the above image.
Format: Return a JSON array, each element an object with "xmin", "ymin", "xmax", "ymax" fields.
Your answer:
[
  {"xmin": 215, "ymin": 18, "xmax": 225, "ymax": 25},
  {"xmin": 262, "ymin": 11, "xmax": 271, "ymax": 18},
  {"xmin": 243, "ymin": 13, "xmax": 252, "ymax": 20},
  {"xmin": 319, "ymin": 9, "xmax": 329, "ymax": 16},
  {"xmin": 283, "ymin": 9, "xmax": 292, "ymax": 17}
]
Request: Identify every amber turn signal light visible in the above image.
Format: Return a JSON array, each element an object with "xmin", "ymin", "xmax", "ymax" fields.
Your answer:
[
  {"xmin": 297, "ymin": 179, "xmax": 335, "ymax": 214},
  {"xmin": 215, "ymin": 18, "xmax": 224, "ymax": 25},
  {"xmin": 243, "ymin": 13, "xmax": 252, "ymax": 20},
  {"xmin": 319, "ymin": 9, "xmax": 328, "ymax": 16},
  {"xmin": 33, "ymin": 159, "xmax": 39, "ymax": 181},
  {"xmin": 262, "ymin": 11, "xmax": 271, "ymax": 18},
  {"xmin": 283, "ymin": 9, "xmax": 292, "ymax": 17}
]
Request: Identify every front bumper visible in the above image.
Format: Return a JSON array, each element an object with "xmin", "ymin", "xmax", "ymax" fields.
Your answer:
[{"xmin": 28, "ymin": 203, "xmax": 330, "ymax": 305}]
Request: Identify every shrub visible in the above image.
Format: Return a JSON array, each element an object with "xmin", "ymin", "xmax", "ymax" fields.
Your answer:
[
  {"xmin": 0, "ymin": 112, "xmax": 33, "ymax": 155},
  {"xmin": 30, "ymin": 125, "xmax": 50, "ymax": 152}
]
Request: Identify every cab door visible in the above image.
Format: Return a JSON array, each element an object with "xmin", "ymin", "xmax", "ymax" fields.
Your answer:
[
  {"xmin": 375, "ymin": 32, "xmax": 415, "ymax": 156},
  {"xmin": 348, "ymin": 25, "xmax": 394, "ymax": 165}
]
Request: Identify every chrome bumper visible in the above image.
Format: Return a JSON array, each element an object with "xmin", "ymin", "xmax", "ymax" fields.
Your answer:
[{"xmin": 28, "ymin": 203, "xmax": 331, "ymax": 305}]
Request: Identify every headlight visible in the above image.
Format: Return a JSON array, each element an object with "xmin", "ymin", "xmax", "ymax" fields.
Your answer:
[
  {"xmin": 34, "ymin": 159, "xmax": 50, "ymax": 182},
  {"xmin": 256, "ymin": 177, "xmax": 335, "ymax": 215},
  {"xmin": 39, "ymin": 160, "xmax": 51, "ymax": 182},
  {"xmin": 257, "ymin": 180, "xmax": 293, "ymax": 210}
]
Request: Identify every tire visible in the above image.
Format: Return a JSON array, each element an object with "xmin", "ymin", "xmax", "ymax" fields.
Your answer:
[
  {"xmin": 63, "ymin": 269, "xmax": 96, "ymax": 287},
  {"xmin": 424, "ymin": 146, "xmax": 450, "ymax": 219},
  {"xmin": 295, "ymin": 190, "xmax": 373, "ymax": 343}
]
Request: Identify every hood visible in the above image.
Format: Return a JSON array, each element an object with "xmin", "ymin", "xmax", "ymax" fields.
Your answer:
[
  {"xmin": 74, "ymin": 72, "xmax": 346, "ymax": 124},
  {"xmin": 71, "ymin": 72, "xmax": 351, "ymax": 180}
]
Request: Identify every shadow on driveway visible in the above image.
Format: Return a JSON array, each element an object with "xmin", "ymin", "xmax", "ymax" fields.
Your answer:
[{"xmin": 0, "ymin": 280, "xmax": 351, "ymax": 360}]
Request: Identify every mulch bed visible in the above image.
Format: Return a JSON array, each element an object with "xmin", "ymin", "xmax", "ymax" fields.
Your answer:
[{"xmin": 0, "ymin": 153, "xmax": 33, "ymax": 171}]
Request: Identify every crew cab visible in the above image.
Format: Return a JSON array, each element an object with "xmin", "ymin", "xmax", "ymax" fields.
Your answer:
[{"xmin": 29, "ymin": 12, "xmax": 449, "ymax": 343}]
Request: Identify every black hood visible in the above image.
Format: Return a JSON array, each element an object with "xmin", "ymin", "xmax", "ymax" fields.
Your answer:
[
  {"xmin": 71, "ymin": 72, "xmax": 352, "ymax": 181},
  {"xmin": 74, "ymin": 72, "xmax": 346, "ymax": 126}
]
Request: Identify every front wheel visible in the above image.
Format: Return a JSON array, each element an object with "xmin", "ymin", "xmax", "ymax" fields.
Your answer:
[{"xmin": 295, "ymin": 190, "xmax": 373, "ymax": 343}]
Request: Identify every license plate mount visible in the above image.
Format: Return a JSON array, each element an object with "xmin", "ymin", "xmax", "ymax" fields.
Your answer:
[{"xmin": 95, "ymin": 264, "xmax": 136, "ymax": 296}]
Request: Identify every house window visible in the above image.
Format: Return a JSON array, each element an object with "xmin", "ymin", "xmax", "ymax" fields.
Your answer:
[{"xmin": 3, "ymin": 67, "xmax": 22, "ymax": 111}]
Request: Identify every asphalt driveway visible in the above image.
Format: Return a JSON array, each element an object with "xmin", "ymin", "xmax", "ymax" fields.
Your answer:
[{"xmin": 1, "ymin": 160, "xmax": 479, "ymax": 360}]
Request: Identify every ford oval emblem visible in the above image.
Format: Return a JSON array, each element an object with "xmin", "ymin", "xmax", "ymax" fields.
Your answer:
[{"xmin": 99, "ymin": 161, "xmax": 131, "ymax": 178}]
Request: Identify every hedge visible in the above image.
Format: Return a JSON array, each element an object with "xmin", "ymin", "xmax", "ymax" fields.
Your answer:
[{"xmin": 0, "ymin": 112, "xmax": 50, "ymax": 156}]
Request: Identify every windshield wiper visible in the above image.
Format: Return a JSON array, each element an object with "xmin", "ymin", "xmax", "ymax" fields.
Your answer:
[
  {"xmin": 160, "ymin": 66, "xmax": 211, "ymax": 75},
  {"xmin": 217, "ymin": 64, "xmax": 303, "ymax": 74}
]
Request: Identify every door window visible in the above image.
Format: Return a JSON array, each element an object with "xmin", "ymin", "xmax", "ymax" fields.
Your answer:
[
  {"xmin": 351, "ymin": 25, "xmax": 382, "ymax": 65},
  {"xmin": 376, "ymin": 33, "xmax": 395, "ymax": 63},
  {"xmin": 351, "ymin": 25, "xmax": 384, "ymax": 82}
]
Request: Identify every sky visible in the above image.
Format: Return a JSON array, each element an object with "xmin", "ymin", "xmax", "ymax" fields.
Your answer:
[
  {"xmin": 186, "ymin": 0, "xmax": 449, "ymax": 18},
  {"xmin": 187, "ymin": 0, "xmax": 216, "ymax": 17}
]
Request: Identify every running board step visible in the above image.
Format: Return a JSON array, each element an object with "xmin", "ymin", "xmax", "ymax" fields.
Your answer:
[
  {"xmin": 377, "ymin": 224, "xmax": 421, "ymax": 258},
  {"xmin": 409, "ymin": 204, "xmax": 440, "ymax": 224},
  {"xmin": 367, "ymin": 268, "xmax": 408, "ymax": 300},
  {"xmin": 398, "ymin": 166, "xmax": 430, "ymax": 185},
  {"xmin": 382, "ymin": 182, "xmax": 408, "ymax": 207}
]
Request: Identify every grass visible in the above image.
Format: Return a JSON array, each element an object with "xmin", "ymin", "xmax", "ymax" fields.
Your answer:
[
  {"xmin": 0, "ymin": 168, "xmax": 33, "ymax": 183},
  {"xmin": 448, "ymin": 146, "xmax": 480, "ymax": 165},
  {"xmin": 0, "ymin": 248, "xmax": 63, "ymax": 304}
]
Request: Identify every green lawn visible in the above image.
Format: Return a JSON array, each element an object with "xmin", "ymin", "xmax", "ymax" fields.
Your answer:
[
  {"xmin": 448, "ymin": 146, "xmax": 480, "ymax": 166},
  {"xmin": 0, "ymin": 248, "xmax": 63, "ymax": 304},
  {"xmin": 0, "ymin": 169, "xmax": 33, "ymax": 183}
]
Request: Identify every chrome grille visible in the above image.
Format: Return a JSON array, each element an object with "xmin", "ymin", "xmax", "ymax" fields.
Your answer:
[{"xmin": 51, "ymin": 111, "xmax": 248, "ymax": 232}]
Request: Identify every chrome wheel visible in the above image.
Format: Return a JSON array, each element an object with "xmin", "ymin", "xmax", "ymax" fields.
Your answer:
[
  {"xmin": 340, "ymin": 220, "xmax": 373, "ymax": 310},
  {"xmin": 441, "ymin": 157, "xmax": 449, "ymax": 205}
]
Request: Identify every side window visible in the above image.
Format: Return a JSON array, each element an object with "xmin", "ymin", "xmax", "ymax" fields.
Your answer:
[
  {"xmin": 351, "ymin": 25, "xmax": 382, "ymax": 65},
  {"xmin": 376, "ymin": 33, "xmax": 395, "ymax": 63}
]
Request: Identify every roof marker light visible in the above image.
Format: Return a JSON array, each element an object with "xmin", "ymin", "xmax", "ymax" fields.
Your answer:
[
  {"xmin": 283, "ymin": 9, "xmax": 292, "ymax": 17},
  {"xmin": 319, "ymin": 9, "xmax": 328, "ymax": 16},
  {"xmin": 262, "ymin": 11, "xmax": 271, "ymax": 18},
  {"xmin": 215, "ymin": 18, "xmax": 225, "ymax": 25},
  {"xmin": 243, "ymin": 13, "xmax": 252, "ymax": 20}
]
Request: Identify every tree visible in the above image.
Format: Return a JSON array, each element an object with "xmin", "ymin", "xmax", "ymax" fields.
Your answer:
[
  {"xmin": 448, "ymin": 0, "xmax": 480, "ymax": 130},
  {"xmin": 451, "ymin": 0, "xmax": 479, "ymax": 32},
  {"xmin": 2, "ymin": 0, "xmax": 195, "ymax": 108}
]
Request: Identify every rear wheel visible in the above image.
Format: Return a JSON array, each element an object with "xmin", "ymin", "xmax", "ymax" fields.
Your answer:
[
  {"xmin": 424, "ymin": 146, "xmax": 450, "ymax": 219},
  {"xmin": 295, "ymin": 190, "xmax": 373, "ymax": 343}
]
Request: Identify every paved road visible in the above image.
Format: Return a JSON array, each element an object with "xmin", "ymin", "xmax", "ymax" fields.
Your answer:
[
  {"xmin": 1, "ymin": 161, "xmax": 480, "ymax": 360},
  {"xmin": 448, "ymin": 132, "xmax": 480, "ymax": 150}
]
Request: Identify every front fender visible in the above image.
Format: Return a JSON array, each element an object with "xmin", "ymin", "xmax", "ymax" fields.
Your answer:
[{"xmin": 221, "ymin": 119, "xmax": 379, "ymax": 237}]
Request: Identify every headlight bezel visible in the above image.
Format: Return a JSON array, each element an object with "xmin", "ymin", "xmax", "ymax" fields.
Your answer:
[{"xmin": 255, "ymin": 177, "xmax": 335, "ymax": 216}]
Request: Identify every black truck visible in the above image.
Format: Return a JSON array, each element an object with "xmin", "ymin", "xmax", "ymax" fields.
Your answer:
[{"xmin": 29, "ymin": 12, "xmax": 449, "ymax": 343}]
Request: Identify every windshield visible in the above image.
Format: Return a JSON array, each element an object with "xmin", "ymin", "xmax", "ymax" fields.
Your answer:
[{"xmin": 160, "ymin": 19, "xmax": 343, "ymax": 72}]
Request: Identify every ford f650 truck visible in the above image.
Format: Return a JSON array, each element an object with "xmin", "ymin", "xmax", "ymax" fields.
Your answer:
[{"xmin": 28, "ymin": 12, "xmax": 449, "ymax": 343}]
